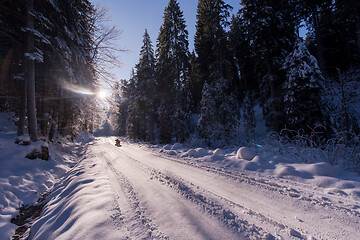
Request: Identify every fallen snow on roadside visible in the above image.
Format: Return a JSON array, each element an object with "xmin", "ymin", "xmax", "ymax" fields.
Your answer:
[
  {"xmin": 0, "ymin": 113, "xmax": 84, "ymax": 239},
  {"xmin": 148, "ymin": 141, "xmax": 360, "ymax": 202}
]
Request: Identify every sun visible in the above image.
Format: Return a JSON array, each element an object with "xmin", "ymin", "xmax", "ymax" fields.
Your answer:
[{"xmin": 97, "ymin": 89, "xmax": 109, "ymax": 99}]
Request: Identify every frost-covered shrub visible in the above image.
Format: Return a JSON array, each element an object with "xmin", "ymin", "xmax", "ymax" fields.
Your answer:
[{"xmin": 263, "ymin": 130, "xmax": 360, "ymax": 172}]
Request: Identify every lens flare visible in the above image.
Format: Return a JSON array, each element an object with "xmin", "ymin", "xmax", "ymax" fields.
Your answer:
[
  {"xmin": 97, "ymin": 89, "xmax": 109, "ymax": 99},
  {"xmin": 59, "ymin": 80, "xmax": 95, "ymax": 96},
  {"xmin": 59, "ymin": 80, "xmax": 109, "ymax": 101}
]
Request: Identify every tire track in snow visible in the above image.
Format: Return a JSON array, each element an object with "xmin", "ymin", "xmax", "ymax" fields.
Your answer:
[
  {"xmin": 134, "ymin": 146, "xmax": 360, "ymax": 218},
  {"xmin": 112, "ymin": 142, "xmax": 360, "ymax": 240},
  {"xmin": 111, "ymin": 146, "xmax": 270, "ymax": 239},
  {"xmin": 103, "ymin": 151, "xmax": 169, "ymax": 239},
  {"xmin": 149, "ymin": 170, "xmax": 274, "ymax": 240},
  {"xmin": 104, "ymin": 141, "xmax": 245, "ymax": 240}
]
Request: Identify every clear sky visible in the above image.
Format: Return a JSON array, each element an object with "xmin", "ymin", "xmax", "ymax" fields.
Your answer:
[{"xmin": 90, "ymin": 0, "xmax": 241, "ymax": 82}]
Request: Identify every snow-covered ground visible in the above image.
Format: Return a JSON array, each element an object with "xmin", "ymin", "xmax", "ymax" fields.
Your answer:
[
  {"xmin": 0, "ymin": 113, "xmax": 87, "ymax": 240},
  {"xmin": 1, "ymin": 112, "xmax": 360, "ymax": 239},
  {"xmin": 29, "ymin": 138, "xmax": 360, "ymax": 240}
]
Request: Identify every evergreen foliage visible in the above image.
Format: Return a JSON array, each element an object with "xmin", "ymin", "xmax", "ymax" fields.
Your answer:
[
  {"xmin": 282, "ymin": 40, "xmax": 327, "ymax": 134},
  {"xmin": 155, "ymin": 0, "xmax": 191, "ymax": 143},
  {"xmin": 240, "ymin": 0, "xmax": 298, "ymax": 132},
  {"xmin": 3, "ymin": 1, "xmax": 357, "ymax": 147},
  {"xmin": 126, "ymin": 30, "xmax": 156, "ymax": 142},
  {"xmin": 0, "ymin": 0, "xmax": 112, "ymax": 140},
  {"xmin": 195, "ymin": 0, "xmax": 238, "ymax": 146}
]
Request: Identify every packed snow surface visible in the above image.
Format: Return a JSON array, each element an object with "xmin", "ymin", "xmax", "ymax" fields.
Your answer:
[{"xmin": 29, "ymin": 138, "xmax": 360, "ymax": 240}]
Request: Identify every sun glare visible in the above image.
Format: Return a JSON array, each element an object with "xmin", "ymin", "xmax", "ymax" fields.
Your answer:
[{"xmin": 98, "ymin": 89, "xmax": 109, "ymax": 99}]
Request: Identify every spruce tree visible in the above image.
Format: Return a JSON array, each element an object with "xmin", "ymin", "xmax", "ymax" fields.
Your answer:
[
  {"xmin": 195, "ymin": 0, "xmax": 239, "ymax": 146},
  {"xmin": 282, "ymin": 40, "xmax": 327, "ymax": 134},
  {"xmin": 127, "ymin": 30, "xmax": 156, "ymax": 141},
  {"xmin": 156, "ymin": 0, "xmax": 191, "ymax": 143},
  {"xmin": 240, "ymin": 0, "xmax": 298, "ymax": 132}
]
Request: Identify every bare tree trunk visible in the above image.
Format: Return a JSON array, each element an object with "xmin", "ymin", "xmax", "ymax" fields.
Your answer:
[
  {"xmin": 337, "ymin": 69, "xmax": 349, "ymax": 138},
  {"xmin": 354, "ymin": 2, "xmax": 360, "ymax": 55},
  {"xmin": 17, "ymin": 78, "xmax": 27, "ymax": 135},
  {"xmin": 312, "ymin": 9, "xmax": 326, "ymax": 74},
  {"xmin": 26, "ymin": 0, "xmax": 38, "ymax": 141}
]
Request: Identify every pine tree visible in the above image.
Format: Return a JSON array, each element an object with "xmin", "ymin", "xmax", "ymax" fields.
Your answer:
[
  {"xmin": 332, "ymin": 0, "xmax": 360, "ymax": 71},
  {"xmin": 282, "ymin": 40, "xmax": 327, "ymax": 133},
  {"xmin": 126, "ymin": 70, "xmax": 141, "ymax": 140},
  {"xmin": 156, "ymin": 0, "xmax": 191, "ymax": 143},
  {"xmin": 301, "ymin": 0, "xmax": 333, "ymax": 73},
  {"xmin": 229, "ymin": 14, "xmax": 258, "ymax": 98},
  {"xmin": 194, "ymin": 0, "xmax": 232, "ymax": 87},
  {"xmin": 188, "ymin": 51, "xmax": 201, "ymax": 113},
  {"xmin": 195, "ymin": 0, "xmax": 239, "ymax": 146},
  {"xmin": 197, "ymin": 81, "xmax": 218, "ymax": 145},
  {"xmin": 110, "ymin": 81, "xmax": 128, "ymax": 136},
  {"xmin": 240, "ymin": 0, "xmax": 298, "ymax": 132},
  {"xmin": 1, "ymin": 0, "xmax": 111, "ymax": 140},
  {"xmin": 127, "ymin": 30, "xmax": 156, "ymax": 141}
]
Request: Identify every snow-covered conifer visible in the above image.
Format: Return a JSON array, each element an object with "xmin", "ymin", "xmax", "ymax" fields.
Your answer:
[
  {"xmin": 240, "ymin": 0, "xmax": 298, "ymax": 132},
  {"xmin": 155, "ymin": 0, "xmax": 191, "ymax": 143},
  {"xmin": 126, "ymin": 30, "xmax": 156, "ymax": 141},
  {"xmin": 282, "ymin": 40, "xmax": 327, "ymax": 133}
]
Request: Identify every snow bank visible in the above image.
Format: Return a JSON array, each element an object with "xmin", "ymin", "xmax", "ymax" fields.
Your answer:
[
  {"xmin": 182, "ymin": 148, "xmax": 209, "ymax": 158},
  {"xmin": 171, "ymin": 143, "xmax": 183, "ymax": 150},
  {"xmin": 300, "ymin": 162, "xmax": 337, "ymax": 177},
  {"xmin": 147, "ymin": 141, "xmax": 360, "ymax": 201},
  {"xmin": 29, "ymin": 158, "xmax": 119, "ymax": 240},
  {"xmin": 0, "ymin": 113, "xmax": 80, "ymax": 239}
]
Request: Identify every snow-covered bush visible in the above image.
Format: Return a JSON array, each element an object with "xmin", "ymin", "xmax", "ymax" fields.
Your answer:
[{"xmin": 263, "ymin": 130, "xmax": 360, "ymax": 172}]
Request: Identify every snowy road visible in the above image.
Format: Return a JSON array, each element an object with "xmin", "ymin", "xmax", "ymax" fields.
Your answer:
[{"xmin": 30, "ymin": 138, "xmax": 360, "ymax": 240}]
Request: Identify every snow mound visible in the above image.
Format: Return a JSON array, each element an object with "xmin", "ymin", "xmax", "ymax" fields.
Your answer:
[
  {"xmin": 301, "ymin": 162, "xmax": 337, "ymax": 177},
  {"xmin": 236, "ymin": 147, "xmax": 255, "ymax": 160},
  {"xmin": 25, "ymin": 142, "xmax": 50, "ymax": 160},
  {"xmin": 182, "ymin": 148, "xmax": 209, "ymax": 158},
  {"xmin": 163, "ymin": 144, "xmax": 172, "ymax": 150},
  {"xmin": 241, "ymin": 161, "xmax": 258, "ymax": 171},
  {"xmin": 213, "ymin": 148, "xmax": 224, "ymax": 156},
  {"xmin": 14, "ymin": 136, "xmax": 31, "ymax": 145},
  {"xmin": 275, "ymin": 165, "xmax": 297, "ymax": 177},
  {"xmin": 251, "ymin": 156, "xmax": 267, "ymax": 164},
  {"xmin": 167, "ymin": 150, "xmax": 177, "ymax": 156},
  {"xmin": 171, "ymin": 143, "xmax": 183, "ymax": 150},
  {"xmin": 209, "ymin": 149, "xmax": 225, "ymax": 161}
]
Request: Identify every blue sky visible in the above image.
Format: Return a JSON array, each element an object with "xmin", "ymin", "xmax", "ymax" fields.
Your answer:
[{"xmin": 90, "ymin": 0, "xmax": 241, "ymax": 81}]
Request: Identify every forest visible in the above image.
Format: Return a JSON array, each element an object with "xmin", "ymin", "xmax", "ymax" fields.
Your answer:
[
  {"xmin": 111, "ymin": 0, "xmax": 360, "ymax": 150},
  {"xmin": 1, "ymin": 0, "xmax": 360, "ymax": 163}
]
